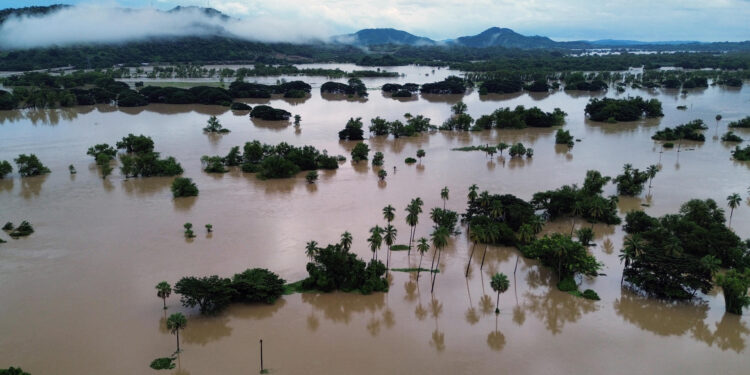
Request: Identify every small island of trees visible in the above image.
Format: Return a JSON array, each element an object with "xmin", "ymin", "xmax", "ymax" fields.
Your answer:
[
  {"xmin": 728, "ymin": 116, "xmax": 750, "ymax": 129},
  {"xmin": 321, "ymin": 78, "xmax": 368, "ymax": 98},
  {"xmin": 651, "ymin": 119, "xmax": 707, "ymax": 141},
  {"xmin": 116, "ymin": 134, "xmax": 183, "ymax": 178},
  {"xmin": 420, "ymin": 76, "xmax": 466, "ymax": 94},
  {"xmin": 249, "ymin": 105, "xmax": 292, "ymax": 121},
  {"xmin": 585, "ymin": 97, "xmax": 664, "ymax": 122}
]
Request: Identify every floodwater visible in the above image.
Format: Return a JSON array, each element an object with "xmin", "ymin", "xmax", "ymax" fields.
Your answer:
[{"xmin": 1, "ymin": 65, "xmax": 749, "ymax": 374}]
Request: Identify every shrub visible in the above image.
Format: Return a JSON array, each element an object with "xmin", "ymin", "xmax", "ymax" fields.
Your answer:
[
  {"xmin": 405, "ymin": 157, "xmax": 417, "ymax": 164},
  {"xmin": 732, "ymin": 145, "xmax": 750, "ymax": 161},
  {"xmin": 150, "ymin": 357, "xmax": 176, "ymax": 370},
  {"xmin": 372, "ymin": 152, "xmax": 384, "ymax": 166},
  {"xmin": 351, "ymin": 142, "xmax": 370, "ymax": 163},
  {"xmin": 231, "ymin": 268, "xmax": 286, "ymax": 304},
  {"xmin": 716, "ymin": 269, "xmax": 750, "ymax": 315},
  {"xmin": 339, "ymin": 117, "xmax": 365, "ymax": 140},
  {"xmin": 722, "ymin": 131, "xmax": 743, "ymax": 143},
  {"xmin": 230, "ymin": 102, "xmax": 251, "ymax": 111},
  {"xmin": 651, "ymin": 119, "xmax": 707, "ymax": 141},
  {"xmin": 9, "ymin": 221, "xmax": 34, "ymax": 238},
  {"xmin": 203, "ymin": 116, "xmax": 230, "ymax": 133},
  {"xmin": 521, "ymin": 234, "xmax": 602, "ymax": 280},
  {"xmin": 14, "ymin": 154, "xmax": 50, "ymax": 177},
  {"xmin": 582, "ymin": 289, "xmax": 600, "ymax": 300},
  {"xmin": 728, "ymin": 116, "xmax": 750, "ymax": 129},
  {"xmin": 250, "ymin": 105, "xmax": 291, "ymax": 121},
  {"xmin": 555, "ymin": 129, "xmax": 574, "ymax": 146},
  {"xmin": 171, "ymin": 177, "xmax": 199, "ymax": 198},
  {"xmin": 2, "ymin": 222, "xmax": 13, "ymax": 231},
  {"xmin": 557, "ymin": 276, "xmax": 577, "ymax": 292},
  {"xmin": 306, "ymin": 170, "xmax": 318, "ymax": 183},
  {"xmin": 0, "ymin": 161, "xmax": 12, "ymax": 179}
]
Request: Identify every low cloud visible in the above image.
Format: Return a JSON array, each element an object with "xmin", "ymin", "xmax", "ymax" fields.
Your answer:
[{"xmin": 0, "ymin": 5, "xmax": 336, "ymax": 49}]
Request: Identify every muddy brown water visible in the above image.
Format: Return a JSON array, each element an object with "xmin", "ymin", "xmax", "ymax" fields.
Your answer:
[{"xmin": 1, "ymin": 65, "xmax": 750, "ymax": 374}]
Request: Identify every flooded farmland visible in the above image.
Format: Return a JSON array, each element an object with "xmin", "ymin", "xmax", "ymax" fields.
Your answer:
[{"xmin": 1, "ymin": 64, "xmax": 749, "ymax": 374}]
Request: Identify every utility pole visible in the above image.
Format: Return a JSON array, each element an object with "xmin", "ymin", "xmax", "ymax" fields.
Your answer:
[{"xmin": 259, "ymin": 339, "xmax": 264, "ymax": 373}]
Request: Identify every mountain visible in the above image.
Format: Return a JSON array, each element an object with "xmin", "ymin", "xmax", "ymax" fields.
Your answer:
[
  {"xmin": 0, "ymin": 4, "xmax": 69, "ymax": 24},
  {"xmin": 452, "ymin": 27, "xmax": 562, "ymax": 48},
  {"xmin": 167, "ymin": 5, "xmax": 231, "ymax": 21},
  {"xmin": 332, "ymin": 28, "xmax": 435, "ymax": 46}
]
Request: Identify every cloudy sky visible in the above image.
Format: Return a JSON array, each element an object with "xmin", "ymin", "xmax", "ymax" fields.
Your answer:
[{"xmin": 1, "ymin": 0, "xmax": 749, "ymax": 44}]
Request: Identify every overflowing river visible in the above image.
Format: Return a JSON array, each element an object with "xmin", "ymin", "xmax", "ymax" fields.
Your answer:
[{"xmin": 1, "ymin": 65, "xmax": 749, "ymax": 374}]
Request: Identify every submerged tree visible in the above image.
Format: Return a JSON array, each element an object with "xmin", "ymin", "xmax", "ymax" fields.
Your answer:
[
  {"xmin": 716, "ymin": 269, "xmax": 750, "ymax": 315},
  {"xmin": 490, "ymin": 273, "xmax": 510, "ymax": 314},
  {"xmin": 416, "ymin": 237, "xmax": 430, "ymax": 281},
  {"xmin": 156, "ymin": 281, "xmax": 172, "ymax": 310},
  {"xmin": 430, "ymin": 227, "xmax": 450, "ymax": 293},
  {"xmin": 166, "ymin": 312, "xmax": 187, "ymax": 353},
  {"xmin": 727, "ymin": 193, "xmax": 741, "ymax": 228},
  {"xmin": 440, "ymin": 186, "xmax": 449, "ymax": 209}
]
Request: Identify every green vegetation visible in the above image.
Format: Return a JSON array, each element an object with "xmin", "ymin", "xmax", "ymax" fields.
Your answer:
[
  {"xmin": 372, "ymin": 152, "xmax": 384, "ymax": 166},
  {"xmin": 0, "ymin": 161, "xmax": 12, "ymax": 179},
  {"xmin": 651, "ymin": 120, "xmax": 707, "ymax": 141},
  {"xmin": 404, "ymin": 157, "xmax": 417, "ymax": 164},
  {"xmin": 166, "ymin": 313, "xmax": 187, "ymax": 353},
  {"xmin": 521, "ymin": 233, "xmax": 603, "ymax": 282},
  {"xmin": 229, "ymin": 80, "xmax": 311, "ymax": 98},
  {"xmin": 420, "ymin": 76, "xmax": 466, "ymax": 94},
  {"xmin": 139, "ymin": 85, "xmax": 231, "ymax": 106},
  {"xmin": 716, "ymin": 269, "xmax": 750, "ymax": 314},
  {"xmin": 116, "ymin": 135, "xmax": 183, "ymax": 178},
  {"xmin": 728, "ymin": 116, "xmax": 750, "ymax": 129},
  {"xmin": 239, "ymin": 140, "xmax": 339, "ymax": 179},
  {"xmin": 464, "ymin": 191, "xmax": 538, "ymax": 248},
  {"xmin": 150, "ymin": 357, "xmax": 176, "ymax": 370},
  {"xmin": 490, "ymin": 273, "xmax": 510, "ymax": 314},
  {"xmin": 171, "ymin": 177, "xmax": 199, "ymax": 198},
  {"xmin": 0, "ymin": 367, "xmax": 30, "ymax": 375},
  {"xmin": 585, "ymin": 97, "xmax": 663, "ymax": 122},
  {"xmin": 378, "ymin": 169, "xmax": 388, "ymax": 181},
  {"xmin": 250, "ymin": 105, "xmax": 291, "ymax": 121},
  {"xmin": 203, "ymin": 116, "xmax": 230, "ymax": 133},
  {"xmin": 305, "ymin": 171, "xmax": 318, "ymax": 184},
  {"xmin": 390, "ymin": 244, "xmax": 410, "ymax": 251},
  {"xmin": 368, "ymin": 115, "xmax": 433, "ymax": 137},
  {"xmin": 621, "ymin": 199, "xmax": 748, "ymax": 299},
  {"xmin": 509, "ymin": 143, "xmax": 529, "ymax": 158},
  {"xmin": 722, "ymin": 131, "xmax": 743, "ymax": 142},
  {"xmin": 663, "ymin": 142, "xmax": 675, "ymax": 148},
  {"xmin": 480, "ymin": 78, "xmax": 523, "ymax": 94},
  {"xmin": 116, "ymin": 134, "xmax": 154, "ymax": 154},
  {"xmin": 339, "ymin": 117, "xmax": 365, "ymax": 140},
  {"xmin": 14, "ymin": 154, "xmax": 50, "ymax": 177},
  {"xmin": 205, "ymin": 224, "xmax": 213, "ymax": 233},
  {"xmin": 351, "ymin": 142, "xmax": 370, "ymax": 163},
  {"xmin": 614, "ymin": 164, "xmax": 656, "ymax": 196},
  {"xmin": 440, "ymin": 113, "xmax": 474, "ymax": 131},
  {"xmin": 563, "ymin": 72, "xmax": 608, "ymax": 91},
  {"xmin": 183, "ymin": 223, "xmax": 195, "ymax": 238},
  {"xmin": 321, "ymin": 78, "xmax": 368, "ymax": 97},
  {"xmin": 9, "ymin": 221, "xmax": 34, "ymax": 238},
  {"xmin": 68, "ymin": 165, "xmax": 76, "ymax": 174},
  {"xmin": 301, "ymin": 237, "xmax": 388, "ymax": 294},
  {"xmin": 2, "ymin": 222, "xmax": 12, "ymax": 231},
  {"xmin": 230, "ymin": 102, "xmax": 251, "ymax": 111},
  {"xmin": 417, "ymin": 149, "xmax": 426, "ymax": 163},
  {"xmin": 173, "ymin": 268, "xmax": 286, "ymax": 315},
  {"xmin": 532, "ymin": 170, "xmax": 621, "ymax": 225},
  {"xmin": 555, "ymin": 129, "xmax": 575, "ymax": 147},
  {"xmin": 732, "ymin": 145, "xmax": 750, "ymax": 161},
  {"xmin": 156, "ymin": 281, "xmax": 172, "ymax": 310}
]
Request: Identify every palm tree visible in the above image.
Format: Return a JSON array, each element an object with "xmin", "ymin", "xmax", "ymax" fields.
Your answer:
[
  {"xmin": 478, "ymin": 191, "xmax": 491, "ymax": 208},
  {"xmin": 383, "ymin": 205, "xmax": 395, "ymax": 224},
  {"xmin": 490, "ymin": 273, "xmax": 510, "ymax": 314},
  {"xmin": 466, "ymin": 225, "xmax": 485, "ymax": 277},
  {"xmin": 340, "ymin": 231, "xmax": 352, "ymax": 252},
  {"xmin": 468, "ymin": 184, "xmax": 479, "ymax": 204},
  {"xmin": 529, "ymin": 215, "xmax": 544, "ymax": 234},
  {"xmin": 430, "ymin": 227, "xmax": 450, "ymax": 293},
  {"xmin": 589, "ymin": 200, "xmax": 605, "ymax": 228},
  {"xmin": 619, "ymin": 234, "xmax": 644, "ymax": 284},
  {"xmin": 570, "ymin": 201, "xmax": 583, "ymax": 235},
  {"xmin": 479, "ymin": 224, "xmax": 499, "ymax": 271},
  {"xmin": 517, "ymin": 224, "xmax": 535, "ymax": 245},
  {"xmin": 646, "ymin": 164, "xmax": 658, "ymax": 188},
  {"xmin": 166, "ymin": 312, "xmax": 187, "ymax": 353},
  {"xmin": 305, "ymin": 240, "xmax": 318, "ymax": 260},
  {"xmin": 489, "ymin": 201, "xmax": 503, "ymax": 220},
  {"xmin": 416, "ymin": 237, "xmax": 430, "ymax": 281},
  {"xmin": 417, "ymin": 149, "xmax": 426, "ymax": 164},
  {"xmin": 440, "ymin": 186, "xmax": 449, "ymax": 209},
  {"xmin": 727, "ymin": 193, "xmax": 741, "ymax": 228},
  {"xmin": 406, "ymin": 198, "xmax": 423, "ymax": 254},
  {"xmin": 156, "ymin": 281, "xmax": 172, "ymax": 310},
  {"xmin": 701, "ymin": 255, "xmax": 722, "ymax": 277},
  {"xmin": 368, "ymin": 225, "xmax": 383, "ymax": 261},
  {"xmin": 383, "ymin": 224, "xmax": 397, "ymax": 268}
]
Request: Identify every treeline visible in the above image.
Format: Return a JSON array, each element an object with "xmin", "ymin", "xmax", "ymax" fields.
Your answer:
[
  {"xmin": 585, "ymin": 96, "xmax": 663, "ymax": 122},
  {"xmin": 0, "ymin": 71, "xmax": 317, "ymax": 109}
]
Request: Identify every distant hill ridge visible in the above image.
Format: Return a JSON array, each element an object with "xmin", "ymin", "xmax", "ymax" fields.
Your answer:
[{"xmin": 0, "ymin": 4, "xmax": 748, "ymax": 51}]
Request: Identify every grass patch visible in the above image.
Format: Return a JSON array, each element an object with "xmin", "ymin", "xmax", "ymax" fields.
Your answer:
[
  {"xmin": 141, "ymin": 81, "xmax": 223, "ymax": 89},
  {"xmin": 390, "ymin": 244, "xmax": 410, "ymax": 251},
  {"xmin": 391, "ymin": 268, "xmax": 439, "ymax": 273},
  {"xmin": 283, "ymin": 280, "xmax": 312, "ymax": 295},
  {"xmin": 452, "ymin": 146, "xmax": 488, "ymax": 152},
  {"xmin": 150, "ymin": 357, "xmax": 176, "ymax": 370}
]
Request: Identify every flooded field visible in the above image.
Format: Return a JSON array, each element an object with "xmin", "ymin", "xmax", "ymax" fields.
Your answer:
[{"xmin": 1, "ymin": 65, "xmax": 749, "ymax": 374}]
